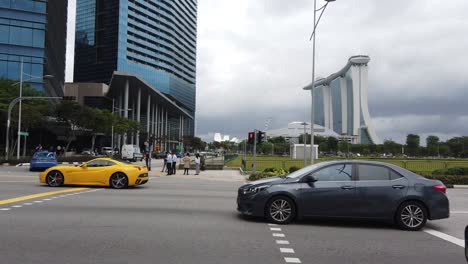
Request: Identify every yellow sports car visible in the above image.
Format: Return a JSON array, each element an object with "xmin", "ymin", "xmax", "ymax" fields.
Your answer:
[{"xmin": 39, "ymin": 158, "xmax": 149, "ymax": 189}]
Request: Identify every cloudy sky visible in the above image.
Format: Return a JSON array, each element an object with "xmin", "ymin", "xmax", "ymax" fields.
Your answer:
[{"xmin": 66, "ymin": 0, "xmax": 468, "ymax": 144}]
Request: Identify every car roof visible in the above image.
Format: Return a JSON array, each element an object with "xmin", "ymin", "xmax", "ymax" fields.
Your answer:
[{"xmin": 319, "ymin": 160, "xmax": 414, "ymax": 177}]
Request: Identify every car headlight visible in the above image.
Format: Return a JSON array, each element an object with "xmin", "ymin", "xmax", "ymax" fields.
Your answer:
[{"xmin": 243, "ymin": 185, "xmax": 271, "ymax": 195}]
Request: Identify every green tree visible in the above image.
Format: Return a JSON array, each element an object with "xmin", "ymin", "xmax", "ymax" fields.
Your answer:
[
  {"xmin": 327, "ymin": 137, "xmax": 339, "ymax": 153},
  {"xmin": 406, "ymin": 134, "xmax": 420, "ymax": 156},
  {"xmin": 80, "ymin": 107, "xmax": 115, "ymax": 151},
  {"xmin": 426, "ymin": 135, "xmax": 440, "ymax": 157},
  {"xmin": 55, "ymin": 101, "xmax": 83, "ymax": 152}
]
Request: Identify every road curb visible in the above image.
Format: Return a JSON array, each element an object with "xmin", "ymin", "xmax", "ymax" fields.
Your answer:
[{"xmin": 453, "ymin": 185, "xmax": 468, "ymax": 189}]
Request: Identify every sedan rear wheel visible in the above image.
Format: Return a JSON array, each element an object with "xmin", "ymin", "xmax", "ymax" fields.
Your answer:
[
  {"xmin": 110, "ymin": 173, "xmax": 128, "ymax": 189},
  {"xmin": 266, "ymin": 196, "xmax": 296, "ymax": 225},
  {"xmin": 46, "ymin": 171, "xmax": 64, "ymax": 187},
  {"xmin": 396, "ymin": 201, "xmax": 427, "ymax": 231}
]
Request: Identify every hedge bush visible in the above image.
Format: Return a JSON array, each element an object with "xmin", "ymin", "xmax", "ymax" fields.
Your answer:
[
  {"xmin": 289, "ymin": 166, "xmax": 300, "ymax": 173},
  {"xmin": 248, "ymin": 167, "xmax": 288, "ymax": 181},
  {"xmin": 432, "ymin": 167, "xmax": 468, "ymax": 176},
  {"xmin": 424, "ymin": 174, "xmax": 468, "ymax": 185}
]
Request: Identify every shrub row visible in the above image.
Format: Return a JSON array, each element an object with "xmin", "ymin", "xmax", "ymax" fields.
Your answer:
[
  {"xmin": 248, "ymin": 167, "xmax": 295, "ymax": 181},
  {"xmin": 432, "ymin": 167, "xmax": 468, "ymax": 176}
]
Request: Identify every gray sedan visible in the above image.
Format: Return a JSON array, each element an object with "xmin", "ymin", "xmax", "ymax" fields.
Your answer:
[{"xmin": 237, "ymin": 160, "xmax": 449, "ymax": 231}]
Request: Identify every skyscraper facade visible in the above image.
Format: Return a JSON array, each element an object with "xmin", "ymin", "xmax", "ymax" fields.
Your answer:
[
  {"xmin": 304, "ymin": 55, "xmax": 380, "ymax": 144},
  {"xmin": 74, "ymin": 0, "xmax": 197, "ymax": 136},
  {"xmin": 0, "ymin": 0, "xmax": 67, "ymax": 96}
]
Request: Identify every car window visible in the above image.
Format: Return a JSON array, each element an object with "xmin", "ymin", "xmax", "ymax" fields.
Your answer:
[
  {"xmin": 105, "ymin": 160, "xmax": 116, "ymax": 166},
  {"xmin": 358, "ymin": 165, "xmax": 391, "ymax": 181},
  {"xmin": 87, "ymin": 160, "xmax": 101, "ymax": 167},
  {"xmin": 390, "ymin": 170, "xmax": 402, "ymax": 180},
  {"xmin": 312, "ymin": 164, "xmax": 353, "ymax": 182}
]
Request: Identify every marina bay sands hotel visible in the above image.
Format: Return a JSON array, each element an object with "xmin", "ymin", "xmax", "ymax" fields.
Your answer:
[{"xmin": 303, "ymin": 55, "xmax": 380, "ymax": 145}]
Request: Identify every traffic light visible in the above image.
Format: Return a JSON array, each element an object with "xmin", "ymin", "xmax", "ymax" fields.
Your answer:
[
  {"xmin": 257, "ymin": 131, "xmax": 266, "ymax": 143},
  {"xmin": 248, "ymin": 132, "xmax": 255, "ymax": 144}
]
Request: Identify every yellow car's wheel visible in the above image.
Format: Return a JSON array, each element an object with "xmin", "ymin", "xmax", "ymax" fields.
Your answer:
[
  {"xmin": 109, "ymin": 172, "xmax": 128, "ymax": 189},
  {"xmin": 46, "ymin": 171, "xmax": 64, "ymax": 187}
]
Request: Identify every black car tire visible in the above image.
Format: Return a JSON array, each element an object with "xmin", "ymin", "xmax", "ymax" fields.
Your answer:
[
  {"xmin": 266, "ymin": 196, "xmax": 296, "ymax": 225},
  {"xmin": 46, "ymin": 171, "xmax": 64, "ymax": 187},
  {"xmin": 395, "ymin": 201, "xmax": 427, "ymax": 231},
  {"xmin": 109, "ymin": 173, "xmax": 128, "ymax": 189}
]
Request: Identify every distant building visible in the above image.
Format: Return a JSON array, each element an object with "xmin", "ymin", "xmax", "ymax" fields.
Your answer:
[
  {"xmin": 267, "ymin": 122, "xmax": 341, "ymax": 144},
  {"xmin": 303, "ymin": 55, "xmax": 380, "ymax": 144},
  {"xmin": 0, "ymin": 0, "xmax": 68, "ymax": 96}
]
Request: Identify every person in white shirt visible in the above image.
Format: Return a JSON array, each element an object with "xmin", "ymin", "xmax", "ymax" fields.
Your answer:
[
  {"xmin": 194, "ymin": 153, "xmax": 201, "ymax": 175},
  {"xmin": 171, "ymin": 151, "xmax": 177, "ymax": 175},
  {"xmin": 166, "ymin": 152, "xmax": 173, "ymax": 175}
]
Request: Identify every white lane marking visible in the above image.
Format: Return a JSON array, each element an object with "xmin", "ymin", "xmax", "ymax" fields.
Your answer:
[
  {"xmin": 33, "ymin": 201, "xmax": 43, "ymax": 203},
  {"xmin": 0, "ymin": 208, "xmax": 11, "ymax": 211},
  {"xmin": 23, "ymin": 203, "xmax": 33, "ymax": 205},
  {"xmin": 273, "ymin": 233, "xmax": 285, "ymax": 238},
  {"xmin": 11, "ymin": 205, "xmax": 22, "ymax": 208},
  {"xmin": 43, "ymin": 199, "xmax": 52, "ymax": 201},
  {"xmin": 50, "ymin": 197, "xmax": 58, "ymax": 199},
  {"xmin": 451, "ymin": 211, "xmax": 468, "ymax": 214},
  {"xmin": 284, "ymin": 257, "xmax": 301, "ymax": 263},
  {"xmin": 276, "ymin": 240, "xmax": 290, "ymax": 245},
  {"xmin": 424, "ymin": 228, "xmax": 465, "ymax": 248},
  {"xmin": 280, "ymin": 248, "xmax": 295, "ymax": 253},
  {"xmin": 268, "ymin": 223, "xmax": 278, "ymax": 226},
  {"xmin": 270, "ymin": 227, "xmax": 282, "ymax": 231}
]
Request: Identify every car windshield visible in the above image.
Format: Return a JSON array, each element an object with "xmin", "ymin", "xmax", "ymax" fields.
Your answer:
[{"xmin": 286, "ymin": 163, "xmax": 323, "ymax": 179}]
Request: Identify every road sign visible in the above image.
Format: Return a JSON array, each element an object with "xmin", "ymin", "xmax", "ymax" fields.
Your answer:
[
  {"xmin": 18, "ymin": 131, "xmax": 29, "ymax": 136},
  {"xmin": 176, "ymin": 145, "xmax": 182, "ymax": 151}
]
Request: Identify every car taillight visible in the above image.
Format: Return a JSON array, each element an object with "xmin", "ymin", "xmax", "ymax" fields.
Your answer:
[{"xmin": 433, "ymin": 184, "xmax": 446, "ymax": 193}]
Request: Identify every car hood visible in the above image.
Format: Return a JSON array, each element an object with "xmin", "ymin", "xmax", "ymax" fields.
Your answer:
[{"xmin": 242, "ymin": 176, "xmax": 287, "ymax": 188}]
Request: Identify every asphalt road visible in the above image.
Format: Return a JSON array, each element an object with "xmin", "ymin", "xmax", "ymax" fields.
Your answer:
[{"xmin": 0, "ymin": 165, "xmax": 466, "ymax": 264}]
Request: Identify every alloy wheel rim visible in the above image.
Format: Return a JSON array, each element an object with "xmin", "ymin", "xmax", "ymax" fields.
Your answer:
[
  {"xmin": 47, "ymin": 172, "xmax": 63, "ymax": 187},
  {"xmin": 111, "ymin": 174, "xmax": 127, "ymax": 188},
  {"xmin": 270, "ymin": 199, "xmax": 292, "ymax": 222},
  {"xmin": 401, "ymin": 205, "xmax": 424, "ymax": 228}
]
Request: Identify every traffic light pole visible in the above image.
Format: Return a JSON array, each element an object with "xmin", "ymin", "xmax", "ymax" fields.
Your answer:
[{"xmin": 253, "ymin": 129, "xmax": 257, "ymax": 173}]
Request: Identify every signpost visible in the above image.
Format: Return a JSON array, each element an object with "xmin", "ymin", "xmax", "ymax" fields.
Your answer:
[{"xmin": 18, "ymin": 131, "xmax": 29, "ymax": 137}]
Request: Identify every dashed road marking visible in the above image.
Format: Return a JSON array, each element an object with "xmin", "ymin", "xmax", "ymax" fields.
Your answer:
[
  {"xmin": 270, "ymin": 227, "xmax": 282, "ymax": 231},
  {"xmin": 11, "ymin": 205, "xmax": 22, "ymax": 208},
  {"xmin": 0, "ymin": 188, "xmax": 89, "ymax": 205},
  {"xmin": 23, "ymin": 203, "xmax": 33, "ymax": 205},
  {"xmin": 284, "ymin": 257, "xmax": 301, "ymax": 263},
  {"xmin": 280, "ymin": 248, "xmax": 295, "ymax": 253},
  {"xmin": 0, "ymin": 208, "xmax": 11, "ymax": 211},
  {"xmin": 268, "ymin": 223, "xmax": 278, "ymax": 226},
  {"xmin": 33, "ymin": 201, "xmax": 43, "ymax": 203},
  {"xmin": 276, "ymin": 240, "xmax": 290, "ymax": 245},
  {"xmin": 273, "ymin": 233, "xmax": 285, "ymax": 237},
  {"xmin": 424, "ymin": 228, "xmax": 465, "ymax": 248}
]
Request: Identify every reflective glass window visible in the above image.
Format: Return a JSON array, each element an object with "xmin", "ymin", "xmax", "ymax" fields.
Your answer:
[
  {"xmin": 11, "ymin": 0, "xmax": 33, "ymax": 10},
  {"xmin": 358, "ymin": 165, "xmax": 390, "ymax": 181},
  {"xmin": 32, "ymin": 29, "xmax": 44, "ymax": 47},
  {"xmin": 0, "ymin": 60, "xmax": 7, "ymax": 77},
  {"xmin": 10, "ymin": 26, "xmax": 33, "ymax": 46},
  {"xmin": 0, "ymin": 0, "xmax": 9, "ymax": 8},
  {"xmin": 312, "ymin": 164, "xmax": 353, "ymax": 182},
  {"xmin": 33, "ymin": 0, "xmax": 46, "ymax": 12},
  {"xmin": 7, "ymin": 60, "xmax": 19, "ymax": 79},
  {"xmin": 0, "ymin": 25, "xmax": 9, "ymax": 43}
]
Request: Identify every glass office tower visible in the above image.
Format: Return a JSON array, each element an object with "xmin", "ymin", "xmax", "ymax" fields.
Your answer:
[
  {"xmin": 0, "ymin": 0, "xmax": 67, "ymax": 96},
  {"xmin": 75, "ymin": 0, "xmax": 197, "ymax": 136}
]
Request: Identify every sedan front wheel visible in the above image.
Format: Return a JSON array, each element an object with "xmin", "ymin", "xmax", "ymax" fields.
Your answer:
[{"xmin": 266, "ymin": 196, "xmax": 296, "ymax": 225}]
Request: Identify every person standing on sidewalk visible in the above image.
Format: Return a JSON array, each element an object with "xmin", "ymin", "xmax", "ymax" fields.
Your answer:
[
  {"xmin": 171, "ymin": 151, "xmax": 177, "ymax": 175},
  {"xmin": 182, "ymin": 153, "xmax": 191, "ymax": 175},
  {"xmin": 161, "ymin": 151, "xmax": 168, "ymax": 172},
  {"xmin": 166, "ymin": 151, "xmax": 172, "ymax": 175},
  {"xmin": 194, "ymin": 153, "xmax": 201, "ymax": 175},
  {"xmin": 144, "ymin": 151, "xmax": 151, "ymax": 171}
]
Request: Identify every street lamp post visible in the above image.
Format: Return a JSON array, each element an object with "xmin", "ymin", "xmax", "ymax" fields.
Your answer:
[
  {"xmin": 308, "ymin": 0, "xmax": 336, "ymax": 165},
  {"xmin": 13, "ymin": 58, "xmax": 53, "ymax": 159}
]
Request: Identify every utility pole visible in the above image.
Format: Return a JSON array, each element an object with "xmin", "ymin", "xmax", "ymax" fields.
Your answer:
[{"xmin": 253, "ymin": 129, "xmax": 257, "ymax": 173}]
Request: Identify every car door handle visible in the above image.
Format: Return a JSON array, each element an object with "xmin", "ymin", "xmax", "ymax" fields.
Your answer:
[
  {"xmin": 392, "ymin": 185, "xmax": 405, "ymax": 189},
  {"xmin": 341, "ymin": 185, "xmax": 355, "ymax": 190}
]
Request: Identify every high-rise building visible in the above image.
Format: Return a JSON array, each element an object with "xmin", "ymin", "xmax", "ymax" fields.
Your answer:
[
  {"xmin": 303, "ymin": 55, "xmax": 380, "ymax": 144},
  {"xmin": 74, "ymin": 0, "xmax": 197, "ymax": 136},
  {"xmin": 0, "ymin": 0, "xmax": 67, "ymax": 96}
]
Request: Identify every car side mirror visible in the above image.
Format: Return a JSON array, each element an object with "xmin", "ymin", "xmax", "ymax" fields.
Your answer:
[
  {"xmin": 304, "ymin": 174, "xmax": 318, "ymax": 183},
  {"xmin": 80, "ymin": 163, "xmax": 87, "ymax": 169}
]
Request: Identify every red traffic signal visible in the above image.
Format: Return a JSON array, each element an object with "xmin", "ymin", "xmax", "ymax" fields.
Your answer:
[{"xmin": 248, "ymin": 132, "xmax": 255, "ymax": 144}]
